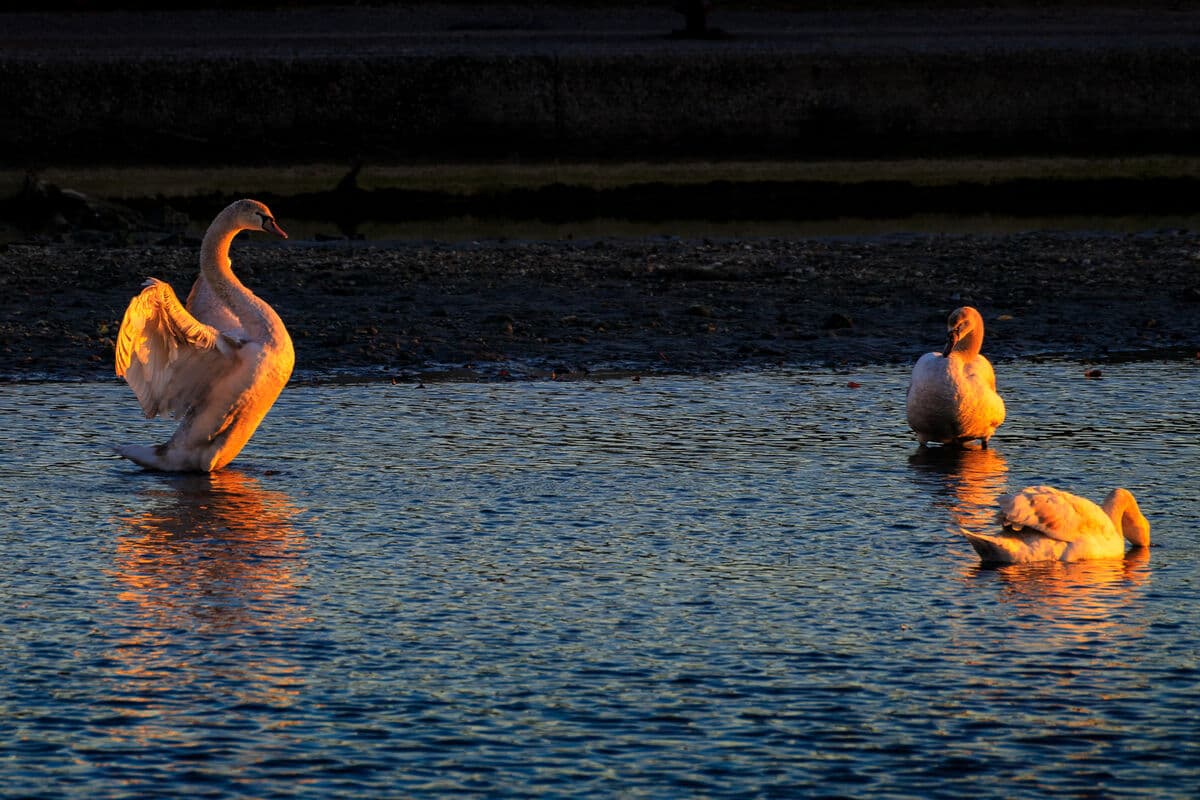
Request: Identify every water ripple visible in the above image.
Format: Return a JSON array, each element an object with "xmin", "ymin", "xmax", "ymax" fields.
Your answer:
[{"xmin": 0, "ymin": 361, "xmax": 1197, "ymax": 797}]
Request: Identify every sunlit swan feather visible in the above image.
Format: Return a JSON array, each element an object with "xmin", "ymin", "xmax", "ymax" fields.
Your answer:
[
  {"xmin": 963, "ymin": 485, "xmax": 1150, "ymax": 564},
  {"xmin": 115, "ymin": 199, "xmax": 292, "ymax": 472},
  {"xmin": 906, "ymin": 306, "xmax": 1005, "ymax": 448}
]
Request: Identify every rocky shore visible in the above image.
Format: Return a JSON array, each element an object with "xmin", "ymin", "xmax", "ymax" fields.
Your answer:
[{"xmin": 3, "ymin": 231, "xmax": 1198, "ymax": 383}]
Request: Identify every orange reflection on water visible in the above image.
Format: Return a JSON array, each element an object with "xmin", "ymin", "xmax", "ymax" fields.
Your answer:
[
  {"xmin": 114, "ymin": 469, "xmax": 308, "ymax": 631},
  {"xmin": 955, "ymin": 548, "xmax": 1153, "ymax": 710},
  {"xmin": 107, "ymin": 470, "xmax": 311, "ymax": 738},
  {"xmin": 908, "ymin": 445, "xmax": 1009, "ymax": 533},
  {"xmin": 953, "ymin": 550, "xmax": 1152, "ymax": 731},
  {"xmin": 983, "ymin": 547, "xmax": 1151, "ymax": 632}
]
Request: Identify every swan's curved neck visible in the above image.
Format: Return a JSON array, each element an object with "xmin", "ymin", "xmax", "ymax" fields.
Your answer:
[
  {"xmin": 951, "ymin": 328, "xmax": 984, "ymax": 358},
  {"xmin": 1102, "ymin": 489, "xmax": 1151, "ymax": 547},
  {"xmin": 200, "ymin": 216, "xmax": 272, "ymax": 340}
]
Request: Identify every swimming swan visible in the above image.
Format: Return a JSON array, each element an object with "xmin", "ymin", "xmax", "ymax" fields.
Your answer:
[
  {"xmin": 114, "ymin": 199, "xmax": 293, "ymax": 472},
  {"xmin": 906, "ymin": 306, "xmax": 1005, "ymax": 448},
  {"xmin": 963, "ymin": 485, "xmax": 1150, "ymax": 564}
]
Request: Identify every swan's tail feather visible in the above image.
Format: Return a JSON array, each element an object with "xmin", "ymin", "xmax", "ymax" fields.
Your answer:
[
  {"xmin": 116, "ymin": 444, "xmax": 165, "ymax": 470},
  {"xmin": 961, "ymin": 529, "xmax": 1021, "ymax": 564}
]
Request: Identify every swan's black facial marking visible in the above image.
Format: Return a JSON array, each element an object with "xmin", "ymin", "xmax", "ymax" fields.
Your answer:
[{"xmin": 255, "ymin": 209, "xmax": 288, "ymax": 239}]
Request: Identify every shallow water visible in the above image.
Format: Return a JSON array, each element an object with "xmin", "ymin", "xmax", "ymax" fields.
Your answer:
[{"xmin": 1, "ymin": 361, "xmax": 1197, "ymax": 798}]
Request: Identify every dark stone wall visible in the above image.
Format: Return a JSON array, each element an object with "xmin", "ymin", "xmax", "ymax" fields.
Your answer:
[{"xmin": 5, "ymin": 7, "xmax": 1200, "ymax": 166}]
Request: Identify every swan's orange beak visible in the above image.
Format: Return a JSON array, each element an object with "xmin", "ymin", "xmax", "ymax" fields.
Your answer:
[{"xmin": 263, "ymin": 217, "xmax": 288, "ymax": 239}]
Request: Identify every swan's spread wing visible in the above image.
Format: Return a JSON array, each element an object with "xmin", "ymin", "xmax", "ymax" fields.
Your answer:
[
  {"xmin": 997, "ymin": 486, "xmax": 1110, "ymax": 543},
  {"xmin": 186, "ymin": 273, "xmax": 242, "ymax": 333},
  {"xmin": 116, "ymin": 278, "xmax": 238, "ymax": 419}
]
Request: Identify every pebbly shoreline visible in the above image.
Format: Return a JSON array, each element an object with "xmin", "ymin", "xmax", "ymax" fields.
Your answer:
[{"xmin": 2, "ymin": 231, "xmax": 1198, "ymax": 384}]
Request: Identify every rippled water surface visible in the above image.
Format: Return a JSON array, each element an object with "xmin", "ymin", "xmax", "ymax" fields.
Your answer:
[{"xmin": 2, "ymin": 362, "xmax": 1198, "ymax": 798}]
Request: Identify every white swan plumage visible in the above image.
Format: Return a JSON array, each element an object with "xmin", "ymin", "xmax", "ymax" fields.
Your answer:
[
  {"xmin": 114, "ymin": 199, "xmax": 293, "ymax": 472},
  {"xmin": 906, "ymin": 305, "xmax": 1005, "ymax": 448},
  {"xmin": 963, "ymin": 485, "xmax": 1150, "ymax": 564}
]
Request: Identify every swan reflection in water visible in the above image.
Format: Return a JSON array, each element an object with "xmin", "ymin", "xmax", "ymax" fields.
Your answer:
[
  {"xmin": 907, "ymin": 444, "xmax": 1010, "ymax": 533},
  {"xmin": 106, "ymin": 470, "xmax": 310, "ymax": 736},
  {"xmin": 983, "ymin": 548, "xmax": 1151, "ymax": 609},
  {"xmin": 965, "ymin": 551, "xmax": 1153, "ymax": 669},
  {"xmin": 114, "ymin": 469, "xmax": 309, "ymax": 632}
]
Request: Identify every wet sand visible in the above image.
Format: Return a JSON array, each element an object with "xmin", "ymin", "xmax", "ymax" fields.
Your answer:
[{"xmin": 3, "ymin": 231, "xmax": 1197, "ymax": 383}]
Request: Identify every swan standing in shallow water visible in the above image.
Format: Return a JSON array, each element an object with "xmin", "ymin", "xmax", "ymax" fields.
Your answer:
[
  {"xmin": 906, "ymin": 306, "xmax": 1005, "ymax": 448},
  {"xmin": 964, "ymin": 485, "xmax": 1150, "ymax": 564},
  {"xmin": 115, "ymin": 199, "xmax": 293, "ymax": 472}
]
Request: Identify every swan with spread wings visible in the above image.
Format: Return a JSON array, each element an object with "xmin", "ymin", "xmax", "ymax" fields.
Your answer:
[{"xmin": 115, "ymin": 199, "xmax": 293, "ymax": 472}]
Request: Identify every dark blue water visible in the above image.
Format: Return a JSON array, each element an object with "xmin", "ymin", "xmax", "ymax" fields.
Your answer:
[{"xmin": 1, "ymin": 362, "xmax": 1197, "ymax": 798}]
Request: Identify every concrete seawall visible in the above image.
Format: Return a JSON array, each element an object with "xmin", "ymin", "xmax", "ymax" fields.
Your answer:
[{"xmin": 4, "ymin": 6, "xmax": 1200, "ymax": 166}]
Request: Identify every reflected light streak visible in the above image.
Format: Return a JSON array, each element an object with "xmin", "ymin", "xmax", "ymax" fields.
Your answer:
[
  {"xmin": 976, "ymin": 549, "xmax": 1151, "ymax": 644},
  {"xmin": 114, "ymin": 470, "xmax": 308, "ymax": 631},
  {"xmin": 908, "ymin": 445, "xmax": 1010, "ymax": 534},
  {"xmin": 103, "ymin": 470, "xmax": 311, "ymax": 745}
]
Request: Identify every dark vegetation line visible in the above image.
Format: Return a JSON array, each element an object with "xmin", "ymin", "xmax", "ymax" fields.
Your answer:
[
  {"xmin": 6, "ymin": 175, "xmax": 1200, "ymax": 238},
  {"xmin": 75, "ymin": 178, "xmax": 1200, "ymax": 227},
  {"xmin": 253, "ymin": 177, "xmax": 1200, "ymax": 225}
]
